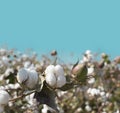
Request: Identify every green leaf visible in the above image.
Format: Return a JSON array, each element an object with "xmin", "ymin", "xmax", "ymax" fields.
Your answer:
[
  {"xmin": 4, "ymin": 73, "xmax": 16, "ymax": 84},
  {"xmin": 76, "ymin": 64, "xmax": 88, "ymax": 83},
  {"xmin": 34, "ymin": 82, "xmax": 58, "ymax": 112},
  {"xmin": 59, "ymin": 82, "xmax": 74, "ymax": 91}
]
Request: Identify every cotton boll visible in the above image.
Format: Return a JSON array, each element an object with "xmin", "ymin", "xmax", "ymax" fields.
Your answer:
[
  {"xmin": 55, "ymin": 65, "xmax": 64, "ymax": 76},
  {"xmin": 0, "ymin": 90, "xmax": 10, "ymax": 105},
  {"xmin": 45, "ymin": 65, "xmax": 66, "ymax": 88},
  {"xmin": 87, "ymin": 67, "xmax": 94, "ymax": 75},
  {"xmin": 85, "ymin": 105, "xmax": 92, "ymax": 112},
  {"xmin": 45, "ymin": 65, "xmax": 55, "ymax": 75},
  {"xmin": 45, "ymin": 73, "xmax": 56, "ymax": 88},
  {"xmin": 56, "ymin": 75, "xmax": 66, "ymax": 88},
  {"xmin": 26, "ymin": 70, "xmax": 38, "ymax": 89},
  {"xmin": 85, "ymin": 50, "xmax": 91, "ymax": 55},
  {"xmin": 23, "ymin": 61, "xmax": 31, "ymax": 68},
  {"xmin": 21, "ymin": 54, "xmax": 29, "ymax": 61},
  {"xmin": 4, "ymin": 68, "xmax": 14, "ymax": 77},
  {"xmin": 0, "ymin": 49, "xmax": 7, "ymax": 56},
  {"xmin": 17, "ymin": 68, "xmax": 29, "ymax": 83},
  {"xmin": 41, "ymin": 105, "xmax": 49, "ymax": 113},
  {"xmin": 2, "ymin": 56, "xmax": 10, "ymax": 66},
  {"xmin": 88, "ymin": 78, "xmax": 95, "ymax": 84}
]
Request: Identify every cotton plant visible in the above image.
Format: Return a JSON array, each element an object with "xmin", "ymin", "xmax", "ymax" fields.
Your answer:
[{"xmin": 0, "ymin": 48, "xmax": 120, "ymax": 113}]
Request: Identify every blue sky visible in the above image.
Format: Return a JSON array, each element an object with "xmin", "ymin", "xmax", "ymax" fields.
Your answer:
[{"xmin": 0, "ymin": 0, "xmax": 120, "ymax": 60}]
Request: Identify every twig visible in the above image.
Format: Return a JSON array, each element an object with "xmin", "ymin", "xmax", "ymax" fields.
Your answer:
[{"xmin": 9, "ymin": 90, "xmax": 36, "ymax": 102}]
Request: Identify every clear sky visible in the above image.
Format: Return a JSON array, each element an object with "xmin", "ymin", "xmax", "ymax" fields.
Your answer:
[{"xmin": 0, "ymin": 0, "xmax": 120, "ymax": 60}]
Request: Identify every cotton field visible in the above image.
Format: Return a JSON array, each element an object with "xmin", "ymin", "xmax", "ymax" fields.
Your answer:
[{"xmin": 0, "ymin": 48, "xmax": 120, "ymax": 113}]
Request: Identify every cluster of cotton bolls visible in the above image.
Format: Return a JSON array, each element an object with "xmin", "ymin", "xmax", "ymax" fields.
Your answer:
[
  {"xmin": 0, "ymin": 48, "xmax": 42, "ymax": 112},
  {"xmin": 87, "ymin": 86, "xmax": 110, "ymax": 99},
  {"xmin": 0, "ymin": 48, "xmax": 120, "ymax": 113}
]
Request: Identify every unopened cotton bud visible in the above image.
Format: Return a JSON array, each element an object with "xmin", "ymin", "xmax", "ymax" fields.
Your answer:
[
  {"xmin": 17, "ymin": 68, "xmax": 29, "ymax": 83},
  {"xmin": 114, "ymin": 56, "xmax": 120, "ymax": 64},
  {"xmin": 56, "ymin": 75, "xmax": 66, "ymax": 88},
  {"xmin": 101, "ymin": 53, "xmax": 108, "ymax": 59},
  {"xmin": 46, "ymin": 73, "xmax": 56, "ymax": 87},
  {"xmin": 0, "ymin": 90, "xmax": 10, "ymax": 105}
]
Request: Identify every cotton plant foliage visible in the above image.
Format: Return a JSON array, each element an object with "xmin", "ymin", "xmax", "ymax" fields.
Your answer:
[{"xmin": 0, "ymin": 48, "xmax": 120, "ymax": 113}]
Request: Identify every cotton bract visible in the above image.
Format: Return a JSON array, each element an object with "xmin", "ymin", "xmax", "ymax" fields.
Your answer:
[
  {"xmin": 17, "ymin": 68, "xmax": 38, "ymax": 89},
  {"xmin": 45, "ymin": 65, "xmax": 66, "ymax": 88}
]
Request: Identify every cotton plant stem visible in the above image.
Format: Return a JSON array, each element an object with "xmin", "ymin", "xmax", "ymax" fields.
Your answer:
[{"xmin": 9, "ymin": 90, "xmax": 36, "ymax": 102}]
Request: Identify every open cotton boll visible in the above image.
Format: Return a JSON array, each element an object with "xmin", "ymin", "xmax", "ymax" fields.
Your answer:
[
  {"xmin": 56, "ymin": 75, "xmax": 66, "ymax": 88},
  {"xmin": 45, "ymin": 65, "xmax": 55, "ymax": 75},
  {"xmin": 23, "ymin": 61, "xmax": 31, "ymax": 68},
  {"xmin": 17, "ymin": 68, "xmax": 29, "ymax": 83},
  {"xmin": 0, "ymin": 90, "xmax": 10, "ymax": 105},
  {"xmin": 4, "ymin": 68, "xmax": 14, "ymax": 77},
  {"xmin": 88, "ymin": 78, "xmax": 95, "ymax": 84},
  {"xmin": 54, "ymin": 65, "xmax": 64, "ymax": 76},
  {"xmin": 21, "ymin": 54, "xmax": 29, "ymax": 61},
  {"xmin": 2, "ymin": 56, "xmax": 10, "ymax": 66},
  {"xmin": 45, "ymin": 73, "xmax": 56, "ymax": 88},
  {"xmin": 0, "ymin": 48, "xmax": 7, "ymax": 56},
  {"xmin": 87, "ymin": 67, "xmax": 94, "ymax": 75},
  {"xmin": 45, "ymin": 64, "xmax": 66, "ymax": 88},
  {"xmin": 26, "ymin": 70, "xmax": 38, "ymax": 89}
]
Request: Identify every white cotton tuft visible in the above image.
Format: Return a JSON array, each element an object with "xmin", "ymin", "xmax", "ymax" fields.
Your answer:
[
  {"xmin": 88, "ymin": 78, "xmax": 95, "ymax": 84},
  {"xmin": 2, "ymin": 56, "xmax": 10, "ymax": 66},
  {"xmin": 45, "ymin": 65, "xmax": 55, "ymax": 75},
  {"xmin": 0, "ymin": 90, "xmax": 10, "ymax": 105},
  {"xmin": 87, "ymin": 67, "xmax": 94, "ymax": 75},
  {"xmin": 45, "ymin": 73, "xmax": 56, "ymax": 87},
  {"xmin": 54, "ymin": 65, "xmax": 64, "ymax": 76},
  {"xmin": 56, "ymin": 75, "xmax": 66, "ymax": 88},
  {"xmin": 0, "ymin": 49, "xmax": 7, "ymax": 56},
  {"xmin": 17, "ymin": 68, "xmax": 29, "ymax": 83},
  {"xmin": 85, "ymin": 105, "xmax": 92, "ymax": 112},
  {"xmin": 45, "ymin": 64, "xmax": 66, "ymax": 88},
  {"xmin": 26, "ymin": 70, "xmax": 38, "ymax": 89},
  {"xmin": 17, "ymin": 68, "xmax": 38, "ymax": 89}
]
